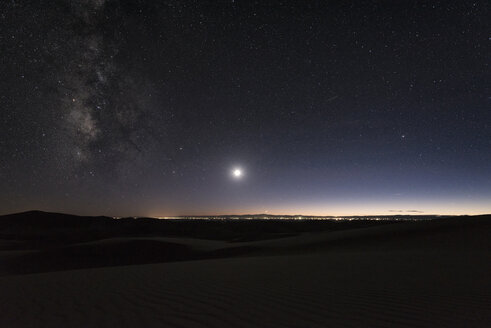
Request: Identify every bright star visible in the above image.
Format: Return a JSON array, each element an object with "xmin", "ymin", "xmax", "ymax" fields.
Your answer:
[{"xmin": 232, "ymin": 168, "xmax": 243, "ymax": 179}]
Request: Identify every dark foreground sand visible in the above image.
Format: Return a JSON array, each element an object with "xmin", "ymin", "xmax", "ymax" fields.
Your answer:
[{"xmin": 0, "ymin": 214, "xmax": 490, "ymax": 327}]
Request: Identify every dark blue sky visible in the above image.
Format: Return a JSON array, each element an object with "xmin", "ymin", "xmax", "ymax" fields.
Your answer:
[{"xmin": 1, "ymin": 1, "xmax": 490, "ymax": 216}]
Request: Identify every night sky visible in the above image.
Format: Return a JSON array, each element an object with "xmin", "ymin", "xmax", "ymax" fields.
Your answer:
[{"xmin": 1, "ymin": 1, "xmax": 490, "ymax": 217}]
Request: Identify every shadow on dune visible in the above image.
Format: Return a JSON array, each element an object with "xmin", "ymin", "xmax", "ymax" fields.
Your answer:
[
  {"xmin": 1, "ymin": 239, "xmax": 259, "ymax": 275},
  {"xmin": 1, "ymin": 240, "xmax": 195, "ymax": 275}
]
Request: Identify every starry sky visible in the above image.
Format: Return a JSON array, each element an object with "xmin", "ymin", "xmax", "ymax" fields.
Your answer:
[{"xmin": 1, "ymin": 1, "xmax": 490, "ymax": 217}]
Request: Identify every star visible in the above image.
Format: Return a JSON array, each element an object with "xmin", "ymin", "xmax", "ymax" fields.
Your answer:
[{"xmin": 232, "ymin": 168, "xmax": 243, "ymax": 179}]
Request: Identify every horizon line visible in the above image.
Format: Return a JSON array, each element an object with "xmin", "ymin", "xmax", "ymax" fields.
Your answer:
[{"xmin": 3, "ymin": 209, "xmax": 491, "ymax": 219}]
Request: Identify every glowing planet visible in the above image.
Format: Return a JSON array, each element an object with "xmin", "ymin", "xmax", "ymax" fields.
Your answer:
[{"xmin": 232, "ymin": 168, "xmax": 243, "ymax": 179}]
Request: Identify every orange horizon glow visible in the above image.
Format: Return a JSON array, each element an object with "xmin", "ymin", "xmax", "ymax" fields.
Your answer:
[
  {"xmin": 147, "ymin": 204, "xmax": 491, "ymax": 218},
  {"xmin": 8, "ymin": 199, "xmax": 490, "ymax": 219}
]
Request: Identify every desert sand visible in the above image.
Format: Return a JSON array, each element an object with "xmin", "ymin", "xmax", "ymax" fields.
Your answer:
[{"xmin": 0, "ymin": 214, "xmax": 490, "ymax": 327}]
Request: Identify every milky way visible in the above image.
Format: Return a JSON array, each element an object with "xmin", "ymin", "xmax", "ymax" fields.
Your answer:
[{"xmin": 57, "ymin": 2, "xmax": 134, "ymax": 164}]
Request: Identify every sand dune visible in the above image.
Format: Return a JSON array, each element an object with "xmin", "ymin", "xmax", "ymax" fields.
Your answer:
[
  {"xmin": 1, "ymin": 250, "xmax": 489, "ymax": 327},
  {"xmin": 0, "ymin": 215, "xmax": 490, "ymax": 327}
]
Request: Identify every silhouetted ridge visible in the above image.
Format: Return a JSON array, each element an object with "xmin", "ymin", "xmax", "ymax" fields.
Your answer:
[{"xmin": 0, "ymin": 210, "xmax": 113, "ymax": 229}]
